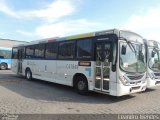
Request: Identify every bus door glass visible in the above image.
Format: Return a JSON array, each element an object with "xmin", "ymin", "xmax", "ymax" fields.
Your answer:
[
  {"xmin": 18, "ymin": 48, "xmax": 24, "ymax": 74},
  {"xmin": 95, "ymin": 42, "xmax": 111, "ymax": 91}
]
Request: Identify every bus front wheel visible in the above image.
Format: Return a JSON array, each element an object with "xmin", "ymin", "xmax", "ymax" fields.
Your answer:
[
  {"xmin": 75, "ymin": 76, "xmax": 89, "ymax": 95},
  {"xmin": 0, "ymin": 63, "xmax": 8, "ymax": 70},
  {"xmin": 25, "ymin": 69, "xmax": 32, "ymax": 80}
]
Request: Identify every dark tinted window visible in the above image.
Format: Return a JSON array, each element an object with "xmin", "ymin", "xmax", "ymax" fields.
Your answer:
[
  {"xmin": 35, "ymin": 44, "xmax": 45, "ymax": 58},
  {"xmin": 22, "ymin": 48, "xmax": 25, "ymax": 59},
  {"xmin": 12, "ymin": 48, "xmax": 18, "ymax": 59},
  {"xmin": 26, "ymin": 46, "xmax": 34, "ymax": 59},
  {"xmin": 45, "ymin": 43, "xmax": 58, "ymax": 59},
  {"xmin": 77, "ymin": 39, "xmax": 92, "ymax": 59},
  {"xmin": 18, "ymin": 48, "xmax": 25, "ymax": 59},
  {"xmin": 58, "ymin": 41, "xmax": 75, "ymax": 59}
]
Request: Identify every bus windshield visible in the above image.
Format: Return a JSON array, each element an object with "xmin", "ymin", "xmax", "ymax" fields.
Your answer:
[
  {"xmin": 120, "ymin": 41, "xmax": 146, "ymax": 73},
  {"xmin": 148, "ymin": 48, "xmax": 160, "ymax": 71}
]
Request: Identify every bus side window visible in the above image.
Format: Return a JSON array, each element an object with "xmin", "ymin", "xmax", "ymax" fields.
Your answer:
[
  {"xmin": 26, "ymin": 46, "xmax": 35, "ymax": 59},
  {"xmin": 45, "ymin": 43, "xmax": 58, "ymax": 59},
  {"xmin": 58, "ymin": 41, "xmax": 75, "ymax": 59},
  {"xmin": 35, "ymin": 44, "xmax": 45, "ymax": 59},
  {"xmin": 76, "ymin": 39, "xmax": 92, "ymax": 60}
]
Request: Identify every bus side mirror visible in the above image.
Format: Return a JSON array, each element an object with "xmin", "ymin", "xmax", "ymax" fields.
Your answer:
[
  {"xmin": 151, "ymin": 51, "xmax": 155, "ymax": 57},
  {"xmin": 121, "ymin": 45, "xmax": 127, "ymax": 55}
]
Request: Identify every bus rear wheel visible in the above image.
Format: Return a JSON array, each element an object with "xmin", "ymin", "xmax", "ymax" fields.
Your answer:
[
  {"xmin": 75, "ymin": 76, "xmax": 89, "ymax": 95},
  {"xmin": 0, "ymin": 63, "xmax": 8, "ymax": 70},
  {"xmin": 25, "ymin": 69, "xmax": 32, "ymax": 80}
]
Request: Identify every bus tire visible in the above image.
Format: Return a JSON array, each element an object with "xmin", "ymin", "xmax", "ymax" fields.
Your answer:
[
  {"xmin": 75, "ymin": 76, "xmax": 89, "ymax": 95},
  {"xmin": 0, "ymin": 63, "xmax": 8, "ymax": 70},
  {"xmin": 25, "ymin": 69, "xmax": 32, "ymax": 80}
]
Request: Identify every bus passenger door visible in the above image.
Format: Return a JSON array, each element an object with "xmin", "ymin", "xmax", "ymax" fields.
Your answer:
[
  {"xmin": 17, "ymin": 48, "xmax": 24, "ymax": 74},
  {"xmin": 95, "ymin": 42, "xmax": 111, "ymax": 92}
]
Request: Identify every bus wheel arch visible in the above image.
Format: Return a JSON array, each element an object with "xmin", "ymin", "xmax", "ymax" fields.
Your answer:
[
  {"xmin": 73, "ymin": 73, "xmax": 89, "ymax": 95},
  {"xmin": 25, "ymin": 67, "xmax": 32, "ymax": 80},
  {"xmin": 0, "ymin": 62, "xmax": 8, "ymax": 70}
]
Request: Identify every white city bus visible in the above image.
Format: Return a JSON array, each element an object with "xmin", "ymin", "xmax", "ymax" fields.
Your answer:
[
  {"xmin": 144, "ymin": 40, "xmax": 160, "ymax": 88},
  {"xmin": 12, "ymin": 29, "xmax": 147, "ymax": 96}
]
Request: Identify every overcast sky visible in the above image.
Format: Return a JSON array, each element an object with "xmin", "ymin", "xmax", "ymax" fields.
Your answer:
[{"xmin": 0, "ymin": 0, "xmax": 160, "ymax": 41}]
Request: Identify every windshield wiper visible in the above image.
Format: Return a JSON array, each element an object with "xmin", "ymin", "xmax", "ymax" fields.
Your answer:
[
  {"xmin": 120, "ymin": 37, "xmax": 137, "ymax": 55},
  {"xmin": 128, "ymin": 41, "xmax": 136, "ymax": 55}
]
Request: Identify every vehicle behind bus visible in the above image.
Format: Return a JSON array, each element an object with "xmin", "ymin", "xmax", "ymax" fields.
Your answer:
[
  {"xmin": 0, "ymin": 47, "xmax": 12, "ymax": 70},
  {"xmin": 12, "ymin": 29, "xmax": 147, "ymax": 96},
  {"xmin": 144, "ymin": 40, "xmax": 160, "ymax": 88}
]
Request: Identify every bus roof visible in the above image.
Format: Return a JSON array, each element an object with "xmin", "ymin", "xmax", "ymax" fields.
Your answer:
[
  {"xmin": 146, "ymin": 40, "xmax": 160, "ymax": 48},
  {"xmin": 12, "ymin": 29, "xmax": 141, "ymax": 47}
]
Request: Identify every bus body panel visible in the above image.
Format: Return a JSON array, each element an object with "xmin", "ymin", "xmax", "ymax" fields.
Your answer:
[{"xmin": 12, "ymin": 58, "xmax": 95, "ymax": 90}]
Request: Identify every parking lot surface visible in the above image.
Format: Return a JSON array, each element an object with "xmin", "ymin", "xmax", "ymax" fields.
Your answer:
[{"xmin": 0, "ymin": 70, "xmax": 160, "ymax": 114}]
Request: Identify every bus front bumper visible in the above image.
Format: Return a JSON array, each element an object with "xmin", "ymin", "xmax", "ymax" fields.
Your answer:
[
  {"xmin": 146, "ymin": 77, "xmax": 160, "ymax": 88},
  {"xmin": 116, "ymin": 82, "xmax": 147, "ymax": 96}
]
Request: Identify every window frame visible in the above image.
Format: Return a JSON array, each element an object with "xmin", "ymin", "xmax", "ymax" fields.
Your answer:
[
  {"xmin": 12, "ymin": 47, "xmax": 18, "ymax": 59},
  {"xmin": 76, "ymin": 38, "xmax": 94, "ymax": 61},
  {"xmin": 58, "ymin": 40, "xmax": 76, "ymax": 60},
  {"xmin": 45, "ymin": 42, "xmax": 58, "ymax": 60},
  {"xmin": 34, "ymin": 44, "xmax": 45, "ymax": 59},
  {"xmin": 25, "ymin": 45, "xmax": 35, "ymax": 59}
]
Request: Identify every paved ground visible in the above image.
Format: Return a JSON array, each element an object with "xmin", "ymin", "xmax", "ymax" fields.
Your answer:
[{"xmin": 0, "ymin": 70, "xmax": 160, "ymax": 115}]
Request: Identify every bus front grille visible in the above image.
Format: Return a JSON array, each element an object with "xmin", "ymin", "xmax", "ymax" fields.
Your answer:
[
  {"xmin": 154, "ymin": 73, "xmax": 160, "ymax": 76},
  {"xmin": 127, "ymin": 75, "xmax": 143, "ymax": 80}
]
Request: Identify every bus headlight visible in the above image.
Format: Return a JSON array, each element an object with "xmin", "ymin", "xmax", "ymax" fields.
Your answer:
[
  {"xmin": 149, "ymin": 73, "xmax": 155, "ymax": 80},
  {"xmin": 142, "ymin": 79, "xmax": 146, "ymax": 84},
  {"xmin": 119, "ymin": 76, "xmax": 129, "ymax": 86}
]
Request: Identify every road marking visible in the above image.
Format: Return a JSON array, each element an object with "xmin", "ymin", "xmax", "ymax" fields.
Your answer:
[{"xmin": 0, "ymin": 80, "xmax": 21, "ymax": 83}]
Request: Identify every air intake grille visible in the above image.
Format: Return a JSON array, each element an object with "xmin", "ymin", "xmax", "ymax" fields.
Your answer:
[
  {"xmin": 154, "ymin": 73, "xmax": 160, "ymax": 76},
  {"xmin": 127, "ymin": 75, "xmax": 143, "ymax": 80}
]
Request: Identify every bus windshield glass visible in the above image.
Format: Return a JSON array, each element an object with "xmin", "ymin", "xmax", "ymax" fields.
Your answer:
[
  {"xmin": 149, "ymin": 48, "xmax": 160, "ymax": 71},
  {"xmin": 120, "ymin": 41, "xmax": 146, "ymax": 73}
]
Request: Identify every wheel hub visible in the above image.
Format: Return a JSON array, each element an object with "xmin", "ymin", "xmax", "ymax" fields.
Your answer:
[{"xmin": 78, "ymin": 81, "xmax": 85, "ymax": 90}]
